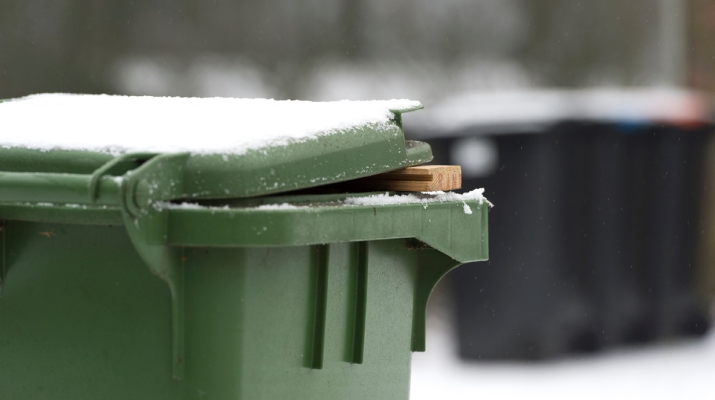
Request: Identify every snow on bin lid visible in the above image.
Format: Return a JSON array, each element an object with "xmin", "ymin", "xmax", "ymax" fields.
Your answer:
[
  {"xmin": 0, "ymin": 93, "xmax": 422, "ymax": 155},
  {"xmin": 0, "ymin": 93, "xmax": 433, "ymax": 200}
]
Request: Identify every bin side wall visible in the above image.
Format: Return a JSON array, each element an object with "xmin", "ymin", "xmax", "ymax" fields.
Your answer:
[
  {"xmin": 0, "ymin": 221, "xmax": 181, "ymax": 399},
  {"xmin": 0, "ymin": 222, "xmax": 419, "ymax": 400}
]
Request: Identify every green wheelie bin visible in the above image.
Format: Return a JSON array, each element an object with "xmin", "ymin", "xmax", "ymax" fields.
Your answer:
[{"xmin": 0, "ymin": 94, "xmax": 489, "ymax": 400}]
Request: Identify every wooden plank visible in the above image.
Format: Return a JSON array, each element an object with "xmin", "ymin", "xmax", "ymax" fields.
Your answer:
[{"xmin": 342, "ymin": 165, "xmax": 462, "ymax": 192}]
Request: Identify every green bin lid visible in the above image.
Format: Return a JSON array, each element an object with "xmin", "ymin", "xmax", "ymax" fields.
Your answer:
[{"xmin": 0, "ymin": 94, "xmax": 432, "ymax": 201}]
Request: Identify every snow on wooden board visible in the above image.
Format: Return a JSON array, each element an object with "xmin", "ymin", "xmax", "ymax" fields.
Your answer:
[{"xmin": 0, "ymin": 93, "xmax": 421, "ymax": 155}]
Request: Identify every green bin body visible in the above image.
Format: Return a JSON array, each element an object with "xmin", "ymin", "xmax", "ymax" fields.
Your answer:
[{"xmin": 0, "ymin": 96, "xmax": 488, "ymax": 399}]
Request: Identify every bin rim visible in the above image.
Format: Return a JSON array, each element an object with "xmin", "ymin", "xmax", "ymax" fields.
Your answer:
[{"xmin": 0, "ymin": 189, "xmax": 489, "ymax": 377}]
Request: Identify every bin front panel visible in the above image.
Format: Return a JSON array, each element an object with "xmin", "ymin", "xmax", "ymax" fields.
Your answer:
[{"xmin": 183, "ymin": 240, "xmax": 416, "ymax": 400}]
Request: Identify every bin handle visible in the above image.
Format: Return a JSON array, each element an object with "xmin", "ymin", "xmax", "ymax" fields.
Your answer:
[{"xmin": 0, "ymin": 152, "xmax": 171, "ymax": 207}]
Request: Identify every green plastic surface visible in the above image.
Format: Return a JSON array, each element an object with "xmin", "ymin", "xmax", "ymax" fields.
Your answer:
[
  {"xmin": 0, "ymin": 104, "xmax": 489, "ymax": 399},
  {"xmin": 0, "ymin": 199, "xmax": 487, "ymax": 400},
  {"xmin": 0, "ymin": 220, "xmax": 474, "ymax": 399}
]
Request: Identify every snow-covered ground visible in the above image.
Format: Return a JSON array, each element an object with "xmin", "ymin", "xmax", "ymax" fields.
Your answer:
[{"xmin": 411, "ymin": 305, "xmax": 715, "ymax": 400}]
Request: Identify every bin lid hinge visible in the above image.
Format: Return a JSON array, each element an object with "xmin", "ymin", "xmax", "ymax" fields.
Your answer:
[{"xmin": 88, "ymin": 152, "xmax": 159, "ymax": 205}]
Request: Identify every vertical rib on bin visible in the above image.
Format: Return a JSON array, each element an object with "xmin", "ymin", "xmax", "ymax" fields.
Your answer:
[
  {"xmin": 349, "ymin": 241, "xmax": 369, "ymax": 364},
  {"xmin": 309, "ymin": 244, "xmax": 330, "ymax": 369}
]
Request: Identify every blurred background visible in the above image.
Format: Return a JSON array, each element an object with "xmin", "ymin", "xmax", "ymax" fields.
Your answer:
[{"xmin": 2, "ymin": 0, "xmax": 715, "ymax": 398}]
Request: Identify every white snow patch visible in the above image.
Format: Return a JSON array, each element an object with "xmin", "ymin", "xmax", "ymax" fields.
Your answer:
[
  {"xmin": 255, "ymin": 203, "xmax": 303, "ymax": 210},
  {"xmin": 0, "ymin": 94, "xmax": 421, "ymax": 155},
  {"xmin": 25, "ymin": 202, "xmax": 91, "ymax": 209},
  {"xmin": 157, "ymin": 202, "xmax": 305, "ymax": 211},
  {"xmin": 344, "ymin": 188, "xmax": 489, "ymax": 214},
  {"xmin": 156, "ymin": 202, "xmax": 229, "ymax": 210},
  {"xmin": 153, "ymin": 189, "xmax": 489, "ymax": 213}
]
